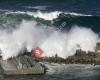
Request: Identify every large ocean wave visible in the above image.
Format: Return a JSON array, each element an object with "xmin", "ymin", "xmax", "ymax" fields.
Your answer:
[
  {"xmin": 0, "ymin": 10, "xmax": 99, "ymax": 60},
  {"xmin": 0, "ymin": 10, "xmax": 100, "ymax": 32}
]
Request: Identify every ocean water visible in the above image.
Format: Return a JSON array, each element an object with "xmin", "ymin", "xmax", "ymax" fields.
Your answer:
[
  {"xmin": 0, "ymin": 0, "xmax": 100, "ymax": 80},
  {"xmin": 1, "ymin": 64, "xmax": 100, "ymax": 80}
]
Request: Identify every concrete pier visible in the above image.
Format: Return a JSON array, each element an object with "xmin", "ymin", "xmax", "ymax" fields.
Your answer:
[{"xmin": 0, "ymin": 55, "xmax": 46, "ymax": 75}]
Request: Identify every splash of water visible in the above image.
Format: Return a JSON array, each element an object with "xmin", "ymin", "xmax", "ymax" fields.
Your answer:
[{"xmin": 0, "ymin": 20, "xmax": 99, "ymax": 60}]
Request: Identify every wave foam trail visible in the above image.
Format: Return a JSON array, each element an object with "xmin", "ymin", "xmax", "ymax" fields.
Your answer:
[
  {"xmin": 65, "ymin": 12, "xmax": 92, "ymax": 16},
  {"xmin": 0, "ymin": 20, "xmax": 99, "ymax": 60},
  {"xmin": 5, "ymin": 11, "xmax": 61, "ymax": 20},
  {"xmin": 32, "ymin": 11, "xmax": 61, "ymax": 20},
  {"xmin": 5, "ymin": 10, "xmax": 94, "ymax": 21}
]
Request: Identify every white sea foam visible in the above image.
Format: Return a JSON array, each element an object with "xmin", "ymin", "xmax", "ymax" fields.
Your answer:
[
  {"xmin": 5, "ymin": 10, "xmax": 93, "ymax": 21},
  {"xmin": 65, "ymin": 12, "xmax": 92, "ymax": 16},
  {"xmin": 0, "ymin": 20, "xmax": 99, "ymax": 60},
  {"xmin": 40, "ymin": 26, "xmax": 99, "ymax": 58},
  {"xmin": 5, "ymin": 11, "xmax": 61, "ymax": 20}
]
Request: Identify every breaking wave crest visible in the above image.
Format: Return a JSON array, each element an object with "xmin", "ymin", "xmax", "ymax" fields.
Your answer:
[
  {"xmin": 5, "ymin": 10, "xmax": 93, "ymax": 20},
  {"xmin": 0, "ymin": 10, "xmax": 99, "ymax": 60},
  {"xmin": 0, "ymin": 20, "xmax": 99, "ymax": 60}
]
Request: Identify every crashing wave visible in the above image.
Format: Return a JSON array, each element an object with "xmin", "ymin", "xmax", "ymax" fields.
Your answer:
[{"xmin": 4, "ymin": 10, "xmax": 93, "ymax": 21}]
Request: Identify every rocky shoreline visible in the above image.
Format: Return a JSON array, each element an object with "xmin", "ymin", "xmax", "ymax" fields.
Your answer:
[
  {"xmin": 38, "ymin": 43, "xmax": 100, "ymax": 65},
  {"xmin": 16, "ymin": 43, "xmax": 100, "ymax": 65},
  {"xmin": 37, "ymin": 49, "xmax": 100, "ymax": 65}
]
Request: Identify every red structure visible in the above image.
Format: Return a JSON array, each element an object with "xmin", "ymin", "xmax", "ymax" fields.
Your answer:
[{"xmin": 32, "ymin": 47, "xmax": 44, "ymax": 58}]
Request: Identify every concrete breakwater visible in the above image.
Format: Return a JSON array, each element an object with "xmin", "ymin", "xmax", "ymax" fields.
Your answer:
[{"xmin": 0, "ymin": 55, "xmax": 46, "ymax": 75}]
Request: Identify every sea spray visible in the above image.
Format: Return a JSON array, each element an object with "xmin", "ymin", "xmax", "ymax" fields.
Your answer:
[
  {"xmin": 40, "ymin": 26, "xmax": 99, "ymax": 58},
  {"xmin": 0, "ymin": 20, "xmax": 99, "ymax": 60},
  {"xmin": 0, "ymin": 20, "xmax": 55, "ymax": 60},
  {"xmin": 64, "ymin": 26, "xmax": 99, "ymax": 57}
]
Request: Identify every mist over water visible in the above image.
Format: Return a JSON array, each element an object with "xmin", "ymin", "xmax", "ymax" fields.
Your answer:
[
  {"xmin": 40, "ymin": 26, "xmax": 99, "ymax": 58},
  {"xmin": 0, "ymin": 20, "xmax": 99, "ymax": 60}
]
